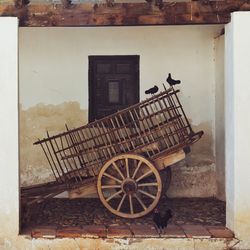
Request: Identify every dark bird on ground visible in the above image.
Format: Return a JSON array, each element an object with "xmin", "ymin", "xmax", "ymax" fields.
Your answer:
[
  {"xmin": 145, "ymin": 85, "xmax": 159, "ymax": 95},
  {"xmin": 155, "ymin": 0, "xmax": 164, "ymax": 9},
  {"xmin": 166, "ymin": 73, "xmax": 181, "ymax": 86},
  {"xmin": 153, "ymin": 208, "xmax": 172, "ymax": 233},
  {"xmin": 93, "ymin": 3, "xmax": 98, "ymax": 11}
]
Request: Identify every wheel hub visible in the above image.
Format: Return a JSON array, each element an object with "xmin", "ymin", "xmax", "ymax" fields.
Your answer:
[{"xmin": 121, "ymin": 178, "xmax": 137, "ymax": 194}]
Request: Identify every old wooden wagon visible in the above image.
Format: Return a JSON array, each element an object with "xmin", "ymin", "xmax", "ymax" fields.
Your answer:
[{"xmin": 22, "ymin": 86, "xmax": 203, "ymax": 219}]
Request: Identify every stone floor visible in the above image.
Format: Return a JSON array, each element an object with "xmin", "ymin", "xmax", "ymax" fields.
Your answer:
[
  {"xmin": 21, "ymin": 197, "xmax": 233, "ymax": 239},
  {"xmin": 23, "ymin": 197, "xmax": 225, "ymax": 228}
]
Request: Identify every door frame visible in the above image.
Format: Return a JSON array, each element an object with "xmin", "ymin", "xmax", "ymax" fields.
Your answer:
[{"xmin": 88, "ymin": 55, "xmax": 140, "ymax": 122}]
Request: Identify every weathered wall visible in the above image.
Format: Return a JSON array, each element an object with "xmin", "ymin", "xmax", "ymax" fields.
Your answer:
[
  {"xmin": 19, "ymin": 102, "xmax": 88, "ymax": 186},
  {"xmin": 215, "ymin": 34, "xmax": 225, "ymax": 201},
  {"xmin": 225, "ymin": 11, "xmax": 250, "ymax": 247},
  {"xmin": 19, "ymin": 25, "xmax": 223, "ymax": 197},
  {"xmin": 0, "ymin": 16, "xmax": 19, "ymax": 246}
]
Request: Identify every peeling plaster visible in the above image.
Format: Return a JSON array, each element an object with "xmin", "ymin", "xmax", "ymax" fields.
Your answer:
[{"xmin": 20, "ymin": 102, "xmax": 88, "ymax": 186}]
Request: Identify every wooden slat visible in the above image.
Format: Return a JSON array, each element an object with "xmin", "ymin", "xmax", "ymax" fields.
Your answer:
[{"xmin": 0, "ymin": 1, "xmax": 250, "ymax": 27}]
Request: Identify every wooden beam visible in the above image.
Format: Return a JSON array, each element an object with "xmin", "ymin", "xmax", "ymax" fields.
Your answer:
[{"xmin": 0, "ymin": 1, "xmax": 250, "ymax": 27}]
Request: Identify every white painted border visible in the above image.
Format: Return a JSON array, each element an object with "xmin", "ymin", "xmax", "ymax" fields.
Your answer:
[
  {"xmin": 0, "ymin": 17, "xmax": 19, "ymax": 238},
  {"xmin": 225, "ymin": 12, "xmax": 250, "ymax": 245}
]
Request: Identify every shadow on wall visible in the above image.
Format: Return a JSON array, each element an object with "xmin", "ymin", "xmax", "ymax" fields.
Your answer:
[
  {"xmin": 19, "ymin": 102, "xmax": 88, "ymax": 186},
  {"xmin": 187, "ymin": 121, "xmax": 215, "ymax": 166},
  {"xmin": 167, "ymin": 121, "xmax": 216, "ymax": 198}
]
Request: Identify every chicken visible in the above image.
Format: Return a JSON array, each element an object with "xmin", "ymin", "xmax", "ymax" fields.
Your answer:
[
  {"xmin": 155, "ymin": 0, "xmax": 164, "ymax": 9},
  {"xmin": 166, "ymin": 73, "xmax": 181, "ymax": 86},
  {"xmin": 153, "ymin": 208, "xmax": 172, "ymax": 233},
  {"xmin": 145, "ymin": 85, "xmax": 159, "ymax": 95}
]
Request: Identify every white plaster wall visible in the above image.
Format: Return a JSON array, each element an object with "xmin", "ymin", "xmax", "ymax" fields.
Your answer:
[
  {"xmin": 19, "ymin": 26, "xmax": 221, "ymax": 127},
  {"xmin": 225, "ymin": 19, "xmax": 235, "ymax": 233},
  {"xmin": 215, "ymin": 35, "xmax": 225, "ymax": 201},
  {"xmin": 18, "ymin": 25, "xmax": 225, "ymax": 197},
  {"xmin": 18, "ymin": 26, "xmax": 223, "ymax": 196},
  {"xmin": 225, "ymin": 11, "xmax": 250, "ymax": 247},
  {"xmin": 0, "ymin": 16, "xmax": 19, "ymax": 244}
]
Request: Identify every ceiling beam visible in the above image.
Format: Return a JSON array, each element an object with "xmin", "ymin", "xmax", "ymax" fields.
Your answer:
[{"xmin": 0, "ymin": 1, "xmax": 250, "ymax": 27}]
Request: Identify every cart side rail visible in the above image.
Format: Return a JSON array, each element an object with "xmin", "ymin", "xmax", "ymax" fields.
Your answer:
[{"xmin": 34, "ymin": 87, "xmax": 202, "ymax": 185}]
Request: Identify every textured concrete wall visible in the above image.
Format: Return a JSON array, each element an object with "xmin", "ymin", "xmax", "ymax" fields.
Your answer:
[
  {"xmin": 225, "ymin": 11, "xmax": 250, "ymax": 247},
  {"xmin": 19, "ymin": 25, "xmax": 223, "ymax": 197}
]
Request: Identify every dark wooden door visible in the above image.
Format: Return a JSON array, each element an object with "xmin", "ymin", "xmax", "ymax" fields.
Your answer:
[{"xmin": 89, "ymin": 56, "xmax": 139, "ymax": 122}]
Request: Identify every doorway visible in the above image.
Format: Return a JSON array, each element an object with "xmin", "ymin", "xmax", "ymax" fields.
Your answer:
[{"xmin": 88, "ymin": 55, "xmax": 139, "ymax": 122}]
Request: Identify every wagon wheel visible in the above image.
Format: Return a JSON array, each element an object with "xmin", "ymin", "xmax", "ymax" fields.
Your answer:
[{"xmin": 97, "ymin": 154, "xmax": 162, "ymax": 219}]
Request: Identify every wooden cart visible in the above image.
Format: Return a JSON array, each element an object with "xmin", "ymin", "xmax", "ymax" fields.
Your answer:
[{"xmin": 22, "ymin": 86, "xmax": 203, "ymax": 219}]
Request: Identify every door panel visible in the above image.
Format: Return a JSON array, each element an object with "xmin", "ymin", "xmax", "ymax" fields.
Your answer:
[{"xmin": 89, "ymin": 56, "xmax": 139, "ymax": 122}]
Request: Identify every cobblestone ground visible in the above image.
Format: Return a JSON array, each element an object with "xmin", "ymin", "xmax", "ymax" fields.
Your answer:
[{"xmin": 25, "ymin": 197, "xmax": 225, "ymax": 228}]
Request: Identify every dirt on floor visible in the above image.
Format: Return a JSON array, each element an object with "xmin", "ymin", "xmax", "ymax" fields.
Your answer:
[{"xmin": 22, "ymin": 197, "xmax": 225, "ymax": 229}]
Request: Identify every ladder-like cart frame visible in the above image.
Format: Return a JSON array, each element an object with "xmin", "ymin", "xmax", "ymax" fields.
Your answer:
[{"xmin": 22, "ymin": 86, "xmax": 203, "ymax": 219}]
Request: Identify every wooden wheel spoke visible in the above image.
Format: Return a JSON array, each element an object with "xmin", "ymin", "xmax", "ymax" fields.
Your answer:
[
  {"xmin": 132, "ymin": 160, "xmax": 142, "ymax": 179},
  {"xmin": 125, "ymin": 158, "xmax": 129, "ymax": 178},
  {"xmin": 136, "ymin": 170, "xmax": 153, "ymax": 182},
  {"xmin": 101, "ymin": 185, "xmax": 121, "ymax": 189},
  {"xmin": 129, "ymin": 194, "xmax": 134, "ymax": 214},
  {"xmin": 138, "ymin": 189, "xmax": 156, "ymax": 199},
  {"xmin": 134, "ymin": 193, "xmax": 147, "ymax": 211},
  {"xmin": 138, "ymin": 182, "xmax": 158, "ymax": 187},
  {"xmin": 112, "ymin": 162, "xmax": 125, "ymax": 180},
  {"xmin": 117, "ymin": 193, "xmax": 126, "ymax": 212},
  {"xmin": 106, "ymin": 190, "xmax": 123, "ymax": 202},
  {"xmin": 103, "ymin": 172, "xmax": 122, "ymax": 183},
  {"xmin": 97, "ymin": 153, "xmax": 162, "ymax": 219}
]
